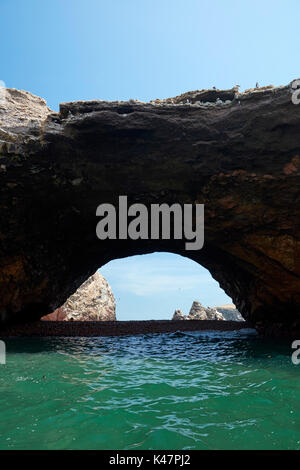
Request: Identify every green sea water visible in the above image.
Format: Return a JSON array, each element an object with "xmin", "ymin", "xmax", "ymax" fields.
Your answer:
[{"xmin": 0, "ymin": 329, "xmax": 299, "ymax": 450}]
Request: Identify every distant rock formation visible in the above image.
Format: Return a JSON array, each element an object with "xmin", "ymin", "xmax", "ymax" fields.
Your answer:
[
  {"xmin": 188, "ymin": 301, "xmax": 225, "ymax": 320},
  {"xmin": 188, "ymin": 301, "xmax": 208, "ymax": 320},
  {"xmin": 41, "ymin": 272, "xmax": 116, "ymax": 321},
  {"xmin": 172, "ymin": 301, "xmax": 244, "ymax": 321},
  {"xmin": 172, "ymin": 301, "xmax": 225, "ymax": 321},
  {"xmin": 172, "ymin": 309, "xmax": 185, "ymax": 320},
  {"xmin": 214, "ymin": 304, "xmax": 244, "ymax": 321}
]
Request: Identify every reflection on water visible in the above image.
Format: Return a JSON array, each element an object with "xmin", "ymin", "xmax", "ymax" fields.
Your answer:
[{"xmin": 0, "ymin": 329, "xmax": 299, "ymax": 450}]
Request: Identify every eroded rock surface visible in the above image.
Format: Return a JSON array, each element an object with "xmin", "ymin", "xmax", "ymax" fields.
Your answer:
[
  {"xmin": 1, "ymin": 83, "xmax": 300, "ymax": 334},
  {"xmin": 41, "ymin": 272, "xmax": 116, "ymax": 321}
]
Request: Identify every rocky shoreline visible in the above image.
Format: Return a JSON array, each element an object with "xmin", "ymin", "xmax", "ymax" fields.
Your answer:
[{"xmin": 0, "ymin": 320, "xmax": 251, "ymax": 337}]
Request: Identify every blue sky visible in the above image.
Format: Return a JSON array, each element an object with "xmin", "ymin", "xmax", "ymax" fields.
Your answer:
[
  {"xmin": 100, "ymin": 253, "xmax": 231, "ymax": 321},
  {"xmin": 1, "ymin": 0, "xmax": 298, "ymax": 319},
  {"xmin": 1, "ymin": 0, "xmax": 300, "ymax": 111}
]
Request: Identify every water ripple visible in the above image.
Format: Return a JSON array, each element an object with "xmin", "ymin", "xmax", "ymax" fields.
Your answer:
[{"xmin": 0, "ymin": 330, "xmax": 298, "ymax": 450}]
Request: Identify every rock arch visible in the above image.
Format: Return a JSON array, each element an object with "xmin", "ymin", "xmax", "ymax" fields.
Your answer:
[{"xmin": 0, "ymin": 83, "xmax": 300, "ymax": 334}]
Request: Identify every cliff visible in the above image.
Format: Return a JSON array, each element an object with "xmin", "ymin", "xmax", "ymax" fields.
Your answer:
[{"xmin": 41, "ymin": 272, "xmax": 116, "ymax": 321}]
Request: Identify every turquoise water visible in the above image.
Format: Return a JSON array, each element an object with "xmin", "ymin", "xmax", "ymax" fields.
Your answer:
[{"xmin": 0, "ymin": 329, "xmax": 299, "ymax": 450}]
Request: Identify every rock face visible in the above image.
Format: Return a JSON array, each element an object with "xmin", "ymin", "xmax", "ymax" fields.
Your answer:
[
  {"xmin": 172, "ymin": 301, "xmax": 225, "ymax": 321},
  {"xmin": 41, "ymin": 272, "xmax": 116, "ymax": 321},
  {"xmin": 1, "ymin": 83, "xmax": 300, "ymax": 334},
  {"xmin": 214, "ymin": 304, "xmax": 244, "ymax": 322}
]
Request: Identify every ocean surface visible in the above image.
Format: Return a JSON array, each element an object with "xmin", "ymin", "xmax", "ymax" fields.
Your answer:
[{"xmin": 0, "ymin": 329, "xmax": 299, "ymax": 450}]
